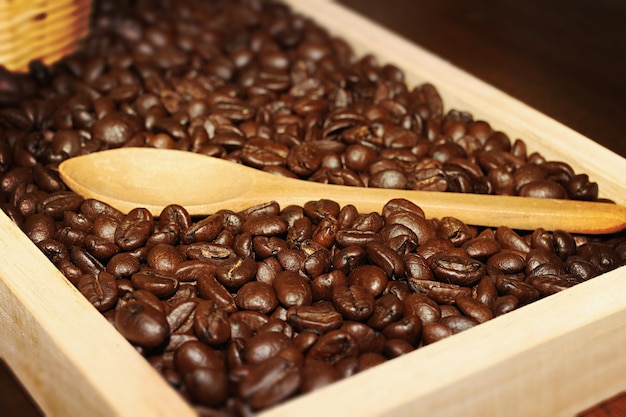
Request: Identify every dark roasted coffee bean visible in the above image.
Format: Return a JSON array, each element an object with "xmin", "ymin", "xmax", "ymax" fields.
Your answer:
[
  {"xmin": 36, "ymin": 238, "xmax": 69, "ymax": 265},
  {"xmin": 235, "ymin": 281, "xmax": 278, "ymax": 314},
  {"xmin": 174, "ymin": 340, "xmax": 226, "ymax": 375},
  {"xmin": 474, "ymin": 276, "xmax": 498, "ymax": 308},
  {"xmin": 166, "ymin": 300, "xmax": 197, "ymax": 335},
  {"xmin": 71, "ymin": 245, "xmax": 105, "ymax": 274},
  {"xmin": 403, "ymin": 293, "xmax": 441, "ymax": 324},
  {"xmin": 495, "ymin": 275, "xmax": 540, "ymax": 305},
  {"xmin": 440, "ymin": 315, "xmax": 479, "ymax": 334},
  {"xmin": 182, "ymin": 213, "xmax": 223, "ymax": 244},
  {"xmin": 408, "ymin": 279, "xmax": 471, "ymax": 305},
  {"xmin": 455, "ymin": 294, "xmax": 493, "ymax": 323},
  {"xmin": 430, "ymin": 253, "xmax": 486, "ymax": 286},
  {"xmin": 146, "ymin": 243, "xmax": 184, "ymax": 272},
  {"xmin": 527, "ymin": 274, "xmax": 581, "ymax": 297},
  {"xmin": 38, "ymin": 191, "xmax": 83, "ymax": 219},
  {"xmin": 196, "ymin": 272, "xmax": 237, "ymax": 314},
  {"xmin": 332, "ymin": 284, "xmax": 375, "ymax": 322},
  {"xmin": 115, "ymin": 299, "xmax": 169, "ymax": 348},
  {"xmin": 184, "ymin": 367, "xmax": 229, "ymax": 408},
  {"xmin": 382, "ymin": 315, "xmax": 422, "ymax": 345},
  {"xmin": 23, "ymin": 213, "xmax": 56, "ymax": 243},
  {"xmin": 492, "ymin": 295, "xmax": 520, "ymax": 316},
  {"xmin": 244, "ymin": 332, "xmax": 291, "ymax": 365},
  {"xmin": 193, "ymin": 300, "xmax": 231, "ymax": 347},
  {"xmin": 131, "ymin": 269, "xmax": 179, "ymax": 299},
  {"xmin": 365, "ymin": 241, "xmax": 405, "ymax": 279},
  {"xmin": 348, "ymin": 264, "xmax": 388, "ymax": 297},
  {"xmin": 300, "ymin": 361, "xmax": 340, "ymax": 394},
  {"xmin": 77, "ymin": 271, "xmax": 118, "ymax": 312},
  {"xmin": 239, "ymin": 356, "xmax": 301, "ymax": 411},
  {"xmin": 215, "ymin": 256, "xmax": 257, "ymax": 289},
  {"xmin": 273, "ymin": 270, "xmax": 312, "ymax": 308},
  {"xmin": 287, "ymin": 303, "xmax": 343, "ymax": 333},
  {"xmin": 306, "ymin": 329, "xmax": 358, "ymax": 365}
]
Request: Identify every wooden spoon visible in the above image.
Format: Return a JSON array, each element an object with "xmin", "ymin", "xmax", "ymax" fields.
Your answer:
[{"xmin": 59, "ymin": 148, "xmax": 626, "ymax": 234}]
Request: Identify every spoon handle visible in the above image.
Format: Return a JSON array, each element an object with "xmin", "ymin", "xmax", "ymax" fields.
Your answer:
[{"xmin": 241, "ymin": 174, "xmax": 626, "ymax": 234}]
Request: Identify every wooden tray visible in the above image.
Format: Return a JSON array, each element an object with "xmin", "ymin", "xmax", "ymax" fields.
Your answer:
[{"xmin": 1, "ymin": 1, "xmax": 625, "ymax": 416}]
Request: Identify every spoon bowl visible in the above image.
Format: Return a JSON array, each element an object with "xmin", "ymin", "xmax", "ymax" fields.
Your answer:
[{"xmin": 59, "ymin": 148, "xmax": 626, "ymax": 234}]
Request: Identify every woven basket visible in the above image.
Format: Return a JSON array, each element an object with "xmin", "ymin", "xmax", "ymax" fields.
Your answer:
[{"xmin": 0, "ymin": 0, "xmax": 92, "ymax": 72}]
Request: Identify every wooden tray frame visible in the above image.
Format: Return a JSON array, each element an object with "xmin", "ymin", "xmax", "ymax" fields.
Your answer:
[{"xmin": 1, "ymin": 1, "xmax": 625, "ymax": 416}]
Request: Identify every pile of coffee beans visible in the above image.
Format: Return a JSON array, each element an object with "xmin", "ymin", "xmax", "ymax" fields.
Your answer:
[{"xmin": 1, "ymin": 0, "xmax": 624, "ymax": 415}]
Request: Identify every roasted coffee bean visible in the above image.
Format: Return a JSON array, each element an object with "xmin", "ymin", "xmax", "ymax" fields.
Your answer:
[
  {"xmin": 364, "ymin": 241, "xmax": 405, "ymax": 279},
  {"xmin": 80, "ymin": 199, "xmax": 123, "ymax": 221},
  {"xmin": 527, "ymin": 274, "xmax": 581, "ymax": 297},
  {"xmin": 244, "ymin": 332, "xmax": 291, "ymax": 364},
  {"xmin": 306, "ymin": 329, "xmax": 358, "ymax": 365},
  {"xmin": 182, "ymin": 213, "xmax": 223, "ymax": 244},
  {"xmin": 196, "ymin": 272, "xmax": 237, "ymax": 314},
  {"xmin": 496, "ymin": 226, "xmax": 531, "ymax": 253},
  {"xmin": 215, "ymin": 256, "xmax": 257, "ymax": 289},
  {"xmin": 106, "ymin": 252, "xmax": 140, "ymax": 279},
  {"xmin": 273, "ymin": 270, "xmax": 312, "ymax": 308},
  {"xmin": 332, "ymin": 284, "xmax": 375, "ymax": 322},
  {"xmin": 131, "ymin": 269, "xmax": 179, "ymax": 299},
  {"xmin": 166, "ymin": 300, "xmax": 197, "ymax": 335},
  {"xmin": 311, "ymin": 270, "xmax": 347, "ymax": 301},
  {"xmin": 463, "ymin": 237, "xmax": 501, "ymax": 261},
  {"xmin": 455, "ymin": 294, "xmax": 493, "ymax": 323},
  {"xmin": 339, "ymin": 321, "xmax": 385, "ymax": 355},
  {"xmin": 91, "ymin": 112, "xmax": 140, "ymax": 148},
  {"xmin": 184, "ymin": 367, "xmax": 229, "ymax": 408},
  {"xmin": 440, "ymin": 315, "xmax": 479, "ymax": 334},
  {"xmin": 332, "ymin": 245, "xmax": 368, "ymax": 275},
  {"xmin": 303, "ymin": 199, "xmax": 341, "ymax": 224},
  {"xmin": 239, "ymin": 356, "xmax": 301, "ymax": 411},
  {"xmin": 382, "ymin": 315, "xmax": 422, "ymax": 345},
  {"xmin": 37, "ymin": 191, "xmax": 83, "ymax": 219},
  {"xmin": 235, "ymin": 281, "xmax": 278, "ymax": 314},
  {"xmin": 383, "ymin": 334, "xmax": 416, "ymax": 357},
  {"xmin": 115, "ymin": 208, "xmax": 154, "ymax": 251},
  {"xmin": 486, "ymin": 250, "xmax": 526, "ymax": 277},
  {"xmin": 71, "ymin": 245, "xmax": 105, "ymax": 274},
  {"xmin": 36, "ymin": 238, "xmax": 69, "ymax": 265},
  {"xmin": 474, "ymin": 276, "xmax": 499, "ymax": 308},
  {"xmin": 408, "ymin": 279, "xmax": 471, "ymax": 305},
  {"xmin": 159, "ymin": 204, "xmax": 192, "ymax": 232},
  {"xmin": 348, "ymin": 264, "xmax": 388, "ymax": 297},
  {"xmin": 23, "ymin": 213, "xmax": 56, "ymax": 243},
  {"xmin": 92, "ymin": 215, "xmax": 119, "ymax": 241},
  {"xmin": 495, "ymin": 275, "xmax": 540, "ymax": 305},
  {"xmin": 430, "ymin": 253, "xmax": 486, "ymax": 286},
  {"xmin": 403, "ymin": 293, "xmax": 441, "ymax": 324},
  {"xmin": 77, "ymin": 271, "xmax": 118, "ymax": 312},
  {"xmin": 252, "ymin": 236, "xmax": 287, "ymax": 259},
  {"xmin": 174, "ymin": 340, "xmax": 226, "ymax": 376},
  {"xmin": 242, "ymin": 214, "xmax": 288, "ymax": 237},
  {"xmin": 422, "ymin": 323, "xmax": 453, "ymax": 345},
  {"xmin": 492, "ymin": 295, "xmax": 520, "ymax": 316},
  {"xmin": 300, "ymin": 361, "xmax": 340, "ymax": 394},
  {"xmin": 287, "ymin": 303, "xmax": 343, "ymax": 333},
  {"xmin": 84, "ymin": 234, "xmax": 120, "ymax": 259},
  {"xmin": 193, "ymin": 300, "xmax": 231, "ymax": 347},
  {"xmin": 115, "ymin": 299, "xmax": 169, "ymax": 348},
  {"xmin": 565, "ymin": 256, "xmax": 598, "ymax": 281}
]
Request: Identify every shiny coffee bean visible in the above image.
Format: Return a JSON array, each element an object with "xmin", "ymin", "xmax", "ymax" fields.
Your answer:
[{"xmin": 114, "ymin": 299, "xmax": 169, "ymax": 348}]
